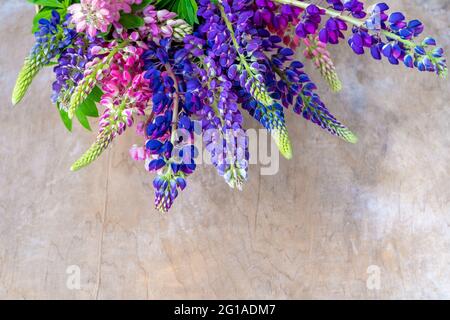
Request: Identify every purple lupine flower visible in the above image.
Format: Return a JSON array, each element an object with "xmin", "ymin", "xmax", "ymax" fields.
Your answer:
[
  {"xmin": 33, "ymin": 12, "xmax": 76, "ymax": 59},
  {"xmin": 295, "ymin": 4, "xmax": 325, "ymax": 38},
  {"xmin": 319, "ymin": 17, "xmax": 347, "ymax": 44},
  {"xmin": 327, "ymin": 0, "xmax": 366, "ymax": 18},
  {"xmin": 348, "ymin": 27, "xmax": 376, "ymax": 55},
  {"xmin": 191, "ymin": 1, "xmax": 251, "ymax": 187},
  {"xmin": 311, "ymin": 1, "xmax": 448, "ymax": 76}
]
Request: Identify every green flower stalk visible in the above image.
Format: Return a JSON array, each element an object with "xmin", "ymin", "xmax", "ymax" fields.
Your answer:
[
  {"xmin": 12, "ymin": 56, "xmax": 42, "ymax": 105},
  {"xmin": 255, "ymin": 102, "xmax": 293, "ymax": 159},
  {"xmin": 241, "ymin": 59, "xmax": 293, "ymax": 160},
  {"xmin": 299, "ymin": 91, "xmax": 358, "ymax": 144},
  {"xmin": 71, "ymin": 99, "xmax": 134, "ymax": 171},
  {"xmin": 271, "ymin": 59, "xmax": 357, "ymax": 144},
  {"xmin": 70, "ymin": 128, "xmax": 114, "ymax": 171},
  {"xmin": 12, "ymin": 11, "xmax": 75, "ymax": 105}
]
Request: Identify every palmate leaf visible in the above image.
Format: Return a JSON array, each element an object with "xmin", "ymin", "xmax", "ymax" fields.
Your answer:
[
  {"xmin": 119, "ymin": 13, "xmax": 145, "ymax": 29},
  {"xmin": 156, "ymin": 0, "xmax": 199, "ymax": 25}
]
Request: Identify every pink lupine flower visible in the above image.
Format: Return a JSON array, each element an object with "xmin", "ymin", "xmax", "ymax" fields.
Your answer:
[
  {"xmin": 97, "ymin": 42, "xmax": 151, "ymax": 141},
  {"xmin": 138, "ymin": 6, "xmax": 178, "ymax": 43},
  {"xmin": 69, "ymin": 0, "xmax": 142, "ymax": 37},
  {"xmin": 302, "ymin": 35, "xmax": 342, "ymax": 92},
  {"xmin": 129, "ymin": 145, "xmax": 146, "ymax": 161}
]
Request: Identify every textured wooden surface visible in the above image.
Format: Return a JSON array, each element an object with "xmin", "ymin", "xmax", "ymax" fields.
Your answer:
[{"xmin": 0, "ymin": 0, "xmax": 449, "ymax": 299}]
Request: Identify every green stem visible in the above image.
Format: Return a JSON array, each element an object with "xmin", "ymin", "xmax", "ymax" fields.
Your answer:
[{"xmin": 273, "ymin": 0, "xmax": 417, "ymax": 48}]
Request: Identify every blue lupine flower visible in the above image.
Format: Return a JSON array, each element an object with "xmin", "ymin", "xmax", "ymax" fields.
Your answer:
[
  {"xmin": 32, "ymin": 12, "xmax": 76, "ymax": 65},
  {"xmin": 12, "ymin": 10, "xmax": 76, "ymax": 106}
]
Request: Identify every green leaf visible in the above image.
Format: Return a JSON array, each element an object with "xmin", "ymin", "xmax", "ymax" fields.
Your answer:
[
  {"xmin": 27, "ymin": 0, "xmax": 65, "ymax": 8},
  {"xmin": 32, "ymin": 8, "xmax": 53, "ymax": 33},
  {"xmin": 75, "ymin": 108, "xmax": 92, "ymax": 131},
  {"xmin": 131, "ymin": 0, "xmax": 153, "ymax": 12},
  {"xmin": 88, "ymin": 86, "xmax": 103, "ymax": 103},
  {"xmin": 79, "ymin": 98, "xmax": 99, "ymax": 118},
  {"xmin": 75, "ymin": 87, "xmax": 103, "ymax": 128},
  {"xmin": 96, "ymin": 25, "xmax": 113, "ymax": 38},
  {"xmin": 187, "ymin": 0, "xmax": 199, "ymax": 24},
  {"xmin": 57, "ymin": 103, "xmax": 73, "ymax": 132},
  {"xmin": 157, "ymin": 0, "xmax": 174, "ymax": 8},
  {"xmin": 119, "ymin": 13, "xmax": 145, "ymax": 29},
  {"xmin": 156, "ymin": 0, "xmax": 198, "ymax": 25}
]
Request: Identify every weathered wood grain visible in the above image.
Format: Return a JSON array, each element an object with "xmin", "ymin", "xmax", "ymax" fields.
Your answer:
[{"xmin": 0, "ymin": 0, "xmax": 449, "ymax": 299}]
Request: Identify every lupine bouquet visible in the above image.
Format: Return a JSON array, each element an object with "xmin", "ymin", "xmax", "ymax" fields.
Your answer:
[{"xmin": 13, "ymin": 0, "xmax": 447, "ymax": 212}]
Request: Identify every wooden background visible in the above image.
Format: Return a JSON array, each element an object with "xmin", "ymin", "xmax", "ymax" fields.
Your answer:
[{"xmin": 0, "ymin": 0, "xmax": 449, "ymax": 299}]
